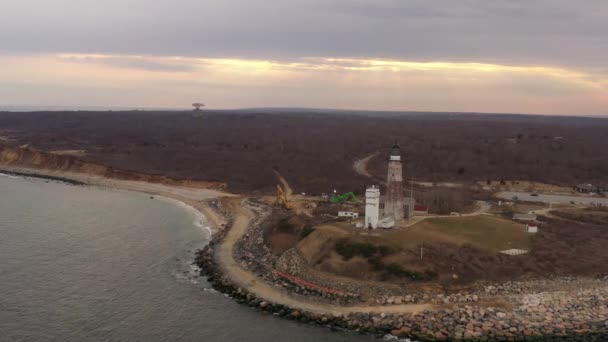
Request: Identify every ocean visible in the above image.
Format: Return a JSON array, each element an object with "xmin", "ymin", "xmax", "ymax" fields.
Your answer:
[{"xmin": 0, "ymin": 175, "xmax": 377, "ymax": 342}]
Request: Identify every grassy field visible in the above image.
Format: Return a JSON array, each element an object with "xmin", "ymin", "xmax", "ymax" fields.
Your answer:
[{"xmin": 384, "ymin": 215, "xmax": 531, "ymax": 252}]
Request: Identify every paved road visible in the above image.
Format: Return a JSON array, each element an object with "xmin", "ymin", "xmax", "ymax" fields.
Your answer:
[{"xmin": 496, "ymin": 191, "xmax": 608, "ymax": 206}]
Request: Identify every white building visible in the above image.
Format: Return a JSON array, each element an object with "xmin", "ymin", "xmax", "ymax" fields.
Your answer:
[
  {"xmin": 526, "ymin": 223, "xmax": 539, "ymax": 234},
  {"xmin": 365, "ymin": 186, "xmax": 380, "ymax": 229},
  {"xmin": 338, "ymin": 211, "xmax": 359, "ymax": 218}
]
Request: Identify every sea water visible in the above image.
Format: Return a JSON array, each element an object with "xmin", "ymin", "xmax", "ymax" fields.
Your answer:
[{"xmin": 0, "ymin": 175, "xmax": 377, "ymax": 341}]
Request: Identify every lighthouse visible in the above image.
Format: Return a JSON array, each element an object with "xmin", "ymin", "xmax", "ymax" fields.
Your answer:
[{"xmin": 384, "ymin": 142, "xmax": 405, "ymax": 221}]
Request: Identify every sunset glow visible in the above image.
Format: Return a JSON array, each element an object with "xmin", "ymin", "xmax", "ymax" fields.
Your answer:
[
  {"xmin": 1, "ymin": 53, "xmax": 605, "ymax": 114},
  {"xmin": 1, "ymin": 0, "xmax": 607, "ymax": 115}
]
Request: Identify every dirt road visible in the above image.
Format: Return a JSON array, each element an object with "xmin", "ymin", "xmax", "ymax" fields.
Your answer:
[
  {"xmin": 352, "ymin": 152, "xmax": 382, "ymax": 182},
  {"xmin": 467, "ymin": 200, "xmax": 491, "ymax": 216}
]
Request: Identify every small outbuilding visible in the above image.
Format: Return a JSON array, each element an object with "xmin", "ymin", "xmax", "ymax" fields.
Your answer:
[
  {"xmin": 576, "ymin": 184, "xmax": 597, "ymax": 193},
  {"xmin": 576, "ymin": 183, "xmax": 607, "ymax": 194},
  {"xmin": 513, "ymin": 213, "xmax": 537, "ymax": 222},
  {"xmin": 526, "ymin": 223, "xmax": 539, "ymax": 234},
  {"xmin": 338, "ymin": 211, "xmax": 359, "ymax": 219}
]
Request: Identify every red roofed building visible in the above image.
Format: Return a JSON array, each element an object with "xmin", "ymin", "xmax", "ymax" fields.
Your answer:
[
  {"xmin": 527, "ymin": 223, "xmax": 539, "ymax": 233},
  {"xmin": 414, "ymin": 204, "xmax": 429, "ymax": 214}
]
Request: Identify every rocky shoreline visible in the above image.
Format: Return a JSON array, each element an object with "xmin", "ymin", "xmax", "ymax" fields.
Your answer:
[{"xmin": 194, "ymin": 199, "xmax": 608, "ymax": 341}]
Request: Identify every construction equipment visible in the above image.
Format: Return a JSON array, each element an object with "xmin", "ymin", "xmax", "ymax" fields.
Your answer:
[
  {"xmin": 330, "ymin": 192, "xmax": 358, "ymax": 203},
  {"xmin": 275, "ymin": 184, "xmax": 294, "ymax": 209}
]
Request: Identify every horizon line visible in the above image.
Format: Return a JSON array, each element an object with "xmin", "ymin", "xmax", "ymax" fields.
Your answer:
[{"xmin": 1, "ymin": 104, "xmax": 607, "ymax": 119}]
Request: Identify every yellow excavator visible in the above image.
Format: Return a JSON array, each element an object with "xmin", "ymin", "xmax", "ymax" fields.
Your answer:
[{"xmin": 275, "ymin": 184, "xmax": 294, "ymax": 209}]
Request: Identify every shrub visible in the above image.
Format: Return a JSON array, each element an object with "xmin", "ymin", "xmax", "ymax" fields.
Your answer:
[
  {"xmin": 382, "ymin": 263, "xmax": 438, "ymax": 281},
  {"xmin": 423, "ymin": 270, "xmax": 439, "ymax": 280},
  {"xmin": 367, "ymin": 255, "xmax": 384, "ymax": 271},
  {"xmin": 335, "ymin": 241, "xmax": 381, "ymax": 260},
  {"xmin": 277, "ymin": 218, "xmax": 294, "ymax": 233},
  {"xmin": 334, "ymin": 241, "xmax": 436, "ymax": 281},
  {"xmin": 300, "ymin": 225, "xmax": 315, "ymax": 239},
  {"xmin": 336, "ymin": 241, "xmax": 384, "ymax": 260},
  {"xmin": 378, "ymin": 245, "xmax": 395, "ymax": 256}
]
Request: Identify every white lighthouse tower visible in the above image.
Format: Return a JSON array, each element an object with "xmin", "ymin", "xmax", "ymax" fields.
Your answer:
[
  {"xmin": 384, "ymin": 143, "xmax": 405, "ymax": 221},
  {"xmin": 365, "ymin": 186, "xmax": 380, "ymax": 229}
]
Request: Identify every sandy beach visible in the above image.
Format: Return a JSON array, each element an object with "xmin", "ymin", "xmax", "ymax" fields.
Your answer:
[{"xmin": 0, "ymin": 165, "xmax": 231, "ymax": 233}]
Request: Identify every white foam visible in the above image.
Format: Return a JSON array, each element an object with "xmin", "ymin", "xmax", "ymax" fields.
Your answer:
[
  {"xmin": 383, "ymin": 334, "xmax": 413, "ymax": 342},
  {"xmin": 0, "ymin": 172, "xmax": 21, "ymax": 179},
  {"xmin": 155, "ymin": 195, "xmax": 212, "ymax": 237}
]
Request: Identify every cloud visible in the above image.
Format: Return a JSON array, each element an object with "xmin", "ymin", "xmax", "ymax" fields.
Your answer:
[
  {"xmin": 0, "ymin": 53, "xmax": 606, "ymax": 115},
  {"xmin": 58, "ymin": 54, "xmax": 197, "ymax": 72},
  {"xmin": 1, "ymin": 2, "xmax": 606, "ymax": 114},
  {"xmin": 0, "ymin": 1, "xmax": 607, "ymax": 69}
]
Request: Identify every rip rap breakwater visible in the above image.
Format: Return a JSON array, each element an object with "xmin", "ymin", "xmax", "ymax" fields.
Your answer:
[{"xmin": 232, "ymin": 201, "xmax": 361, "ymax": 303}]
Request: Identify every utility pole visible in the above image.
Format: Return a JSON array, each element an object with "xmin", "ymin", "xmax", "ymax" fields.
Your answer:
[
  {"xmin": 420, "ymin": 241, "xmax": 424, "ymax": 260},
  {"xmin": 411, "ymin": 176, "xmax": 414, "ymax": 198}
]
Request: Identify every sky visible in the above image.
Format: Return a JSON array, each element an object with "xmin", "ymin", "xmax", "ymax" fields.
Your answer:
[{"xmin": 0, "ymin": 0, "xmax": 607, "ymax": 115}]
